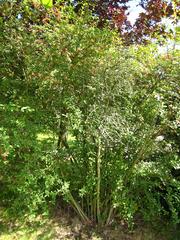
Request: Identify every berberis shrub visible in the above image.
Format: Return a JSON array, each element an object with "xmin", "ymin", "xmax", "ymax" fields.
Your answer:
[{"xmin": 0, "ymin": 1, "xmax": 179, "ymax": 227}]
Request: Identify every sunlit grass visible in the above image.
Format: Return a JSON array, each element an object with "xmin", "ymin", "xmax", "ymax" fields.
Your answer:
[
  {"xmin": 36, "ymin": 132, "xmax": 56, "ymax": 141},
  {"xmin": 0, "ymin": 227, "xmax": 55, "ymax": 240},
  {"xmin": 36, "ymin": 132, "xmax": 76, "ymax": 143},
  {"xmin": 0, "ymin": 213, "xmax": 55, "ymax": 240}
]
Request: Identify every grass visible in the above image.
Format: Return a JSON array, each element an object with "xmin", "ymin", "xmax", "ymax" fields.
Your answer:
[
  {"xmin": 0, "ymin": 228, "xmax": 53, "ymax": 240},
  {"xmin": 0, "ymin": 213, "xmax": 57, "ymax": 240},
  {"xmin": 1, "ymin": 208, "xmax": 179, "ymax": 240},
  {"xmin": 36, "ymin": 132, "xmax": 75, "ymax": 142},
  {"xmin": 36, "ymin": 132, "xmax": 76, "ymax": 149},
  {"xmin": 36, "ymin": 132, "xmax": 57, "ymax": 141}
]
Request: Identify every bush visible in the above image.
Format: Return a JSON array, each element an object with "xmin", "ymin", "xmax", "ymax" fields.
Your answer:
[{"xmin": 0, "ymin": 1, "xmax": 179, "ymax": 226}]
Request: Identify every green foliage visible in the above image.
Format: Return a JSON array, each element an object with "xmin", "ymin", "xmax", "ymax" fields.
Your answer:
[{"xmin": 0, "ymin": 1, "xmax": 179, "ymax": 228}]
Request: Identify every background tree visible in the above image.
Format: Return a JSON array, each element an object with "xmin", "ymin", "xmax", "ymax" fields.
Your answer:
[
  {"xmin": 59, "ymin": 0, "xmax": 179, "ymax": 44},
  {"xmin": 1, "ymin": 0, "xmax": 178, "ymax": 45}
]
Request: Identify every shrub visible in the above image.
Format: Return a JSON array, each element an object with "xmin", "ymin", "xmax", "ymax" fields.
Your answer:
[{"xmin": 0, "ymin": 1, "xmax": 179, "ymax": 226}]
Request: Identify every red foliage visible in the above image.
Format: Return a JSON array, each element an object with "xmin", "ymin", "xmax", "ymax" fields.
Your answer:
[
  {"xmin": 87, "ymin": 0, "xmax": 178, "ymax": 44},
  {"xmin": 126, "ymin": 0, "xmax": 178, "ymax": 44},
  {"xmin": 1, "ymin": 0, "xmax": 178, "ymax": 45}
]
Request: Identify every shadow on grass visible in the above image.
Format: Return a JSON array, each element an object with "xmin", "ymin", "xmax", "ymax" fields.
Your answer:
[
  {"xmin": 0, "ymin": 208, "xmax": 56, "ymax": 240},
  {"xmin": 0, "ymin": 206, "xmax": 180, "ymax": 240}
]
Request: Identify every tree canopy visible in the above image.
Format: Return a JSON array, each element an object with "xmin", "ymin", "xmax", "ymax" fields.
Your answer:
[{"xmin": 0, "ymin": 0, "xmax": 179, "ymax": 44}]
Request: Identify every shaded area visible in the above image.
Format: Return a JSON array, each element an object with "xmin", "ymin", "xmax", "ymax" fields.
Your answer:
[{"xmin": 0, "ymin": 207, "xmax": 180, "ymax": 240}]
